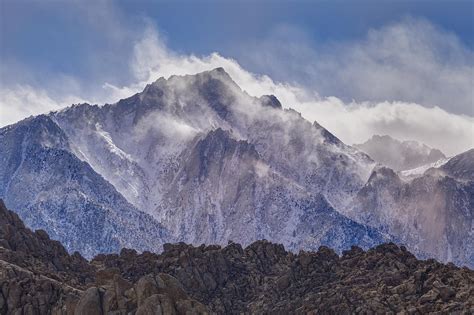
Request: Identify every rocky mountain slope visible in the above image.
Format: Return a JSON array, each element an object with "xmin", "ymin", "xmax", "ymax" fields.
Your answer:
[
  {"xmin": 0, "ymin": 116, "xmax": 168, "ymax": 259},
  {"xmin": 155, "ymin": 127, "xmax": 384, "ymax": 251},
  {"xmin": 355, "ymin": 135, "xmax": 446, "ymax": 171},
  {"xmin": 0, "ymin": 200, "xmax": 473, "ymax": 314},
  {"xmin": 0, "ymin": 68, "xmax": 472, "ymax": 267}
]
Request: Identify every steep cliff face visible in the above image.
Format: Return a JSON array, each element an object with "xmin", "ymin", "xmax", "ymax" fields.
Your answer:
[{"xmin": 0, "ymin": 201, "xmax": 473, "ymax": 315}]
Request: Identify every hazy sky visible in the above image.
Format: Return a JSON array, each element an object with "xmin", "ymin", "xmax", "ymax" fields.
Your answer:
[{"xmin": 0, "ymin": 0, "xmax": 473, "ymax": 154}]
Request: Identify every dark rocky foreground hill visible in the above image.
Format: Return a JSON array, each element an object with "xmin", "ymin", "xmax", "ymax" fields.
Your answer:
[{"xmin": 0, "ymin": 200, "xmax": 473, "ymax": 314}]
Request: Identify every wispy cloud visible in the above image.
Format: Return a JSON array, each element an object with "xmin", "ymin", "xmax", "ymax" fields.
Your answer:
[
  {"xmin": 238, "ymin": 18, "xmax": 474, "ymax": 116},
  {"xmin": 0, "ymin": 85, "xmax": 85, "ymax": 127}
]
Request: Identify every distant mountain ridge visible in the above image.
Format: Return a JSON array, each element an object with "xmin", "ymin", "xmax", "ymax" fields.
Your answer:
[
  {"xmin": 0, "ymin": 68, "xmax": 472, "ymax": 267},
  {"xmin": 355, "ymin": 135, "xmax": 446, "ymax": 171}
]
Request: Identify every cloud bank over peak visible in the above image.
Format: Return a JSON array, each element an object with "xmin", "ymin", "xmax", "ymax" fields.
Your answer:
[
  {"xmin": 104, "ymin": 24, "xmax": 473, "ymax": 156},
  {"xmin": 1, "ymin": 19, "xmax": 473, "ymax": 156}
]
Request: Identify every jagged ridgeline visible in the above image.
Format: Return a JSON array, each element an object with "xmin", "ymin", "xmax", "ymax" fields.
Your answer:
[
  {"xmin": 0, "ymin": 200, "xmax": 473, "ymax": 314},
  {"xmin": 0, "ymin": 68, "xmax": 473, "ymax": 268}
]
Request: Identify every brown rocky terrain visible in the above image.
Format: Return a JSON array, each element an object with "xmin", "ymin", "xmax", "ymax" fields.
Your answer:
[{"xmin": 0, "ymin": 199, "xmax": 473, "ymax": 314}]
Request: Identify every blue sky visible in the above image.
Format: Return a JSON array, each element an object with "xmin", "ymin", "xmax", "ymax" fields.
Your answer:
[
  {"xmin": 2, "ymin": 1, "xmax": 473, "ymax": 87},
  {"xmin": 0, "ymin": 0, "xmax": 473, "ymax": 154}
]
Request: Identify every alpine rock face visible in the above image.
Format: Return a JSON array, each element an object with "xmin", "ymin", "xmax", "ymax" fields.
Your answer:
[{"xmin": 0, "ymin": 68, "xmax": 472, "ymax": 267}]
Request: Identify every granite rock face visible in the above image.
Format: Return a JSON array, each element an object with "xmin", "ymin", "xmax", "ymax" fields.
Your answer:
[
  {"xmin": 94, "ymin": 241, "xmax": 474, "ymax": 314},
  {"xmin": 0, "ymin": 199, "xmax": 90, "ymax": 314},
  {"xmin": 72, "ymin": 273, "xmax": 209, "ymax": 315},
  {"xmin": 0, "ymin": 199, "xmax": 94, "ymax": 287},
  {"xmin": 441, "ymin": 149, "xmax": 474, "ymax": 181}
]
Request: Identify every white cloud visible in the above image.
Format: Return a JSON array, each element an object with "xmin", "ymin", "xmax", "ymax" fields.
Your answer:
[
  {"xmin": 1, "ymin": 19, "xmax": 472, "ymax": 156},
  {"xmin": 238, "ymin": 18, "xmax": 474, "ymax": 116},
  {"xmin": 0, "ymin": 85, "xmax": 85, "ymax": 126},
  {"xmin": 292, "ymin": 99, "xmax": 474, "ymax": 156}
]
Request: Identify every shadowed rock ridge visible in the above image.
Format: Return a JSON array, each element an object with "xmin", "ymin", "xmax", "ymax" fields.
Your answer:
[{"xmin": 0, "ymin": 200, "xmax": 473, "ymax": 314}]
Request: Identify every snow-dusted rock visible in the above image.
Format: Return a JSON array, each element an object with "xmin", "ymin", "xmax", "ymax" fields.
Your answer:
[{"xmin": 0, "ymin": 115, "xmax": 168, "ymax": 258}]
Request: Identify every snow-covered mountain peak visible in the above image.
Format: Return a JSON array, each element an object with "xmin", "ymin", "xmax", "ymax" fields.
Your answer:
[{"xmin": 2, "ymin": 68, "xmax": 471, "ymax": 266}]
